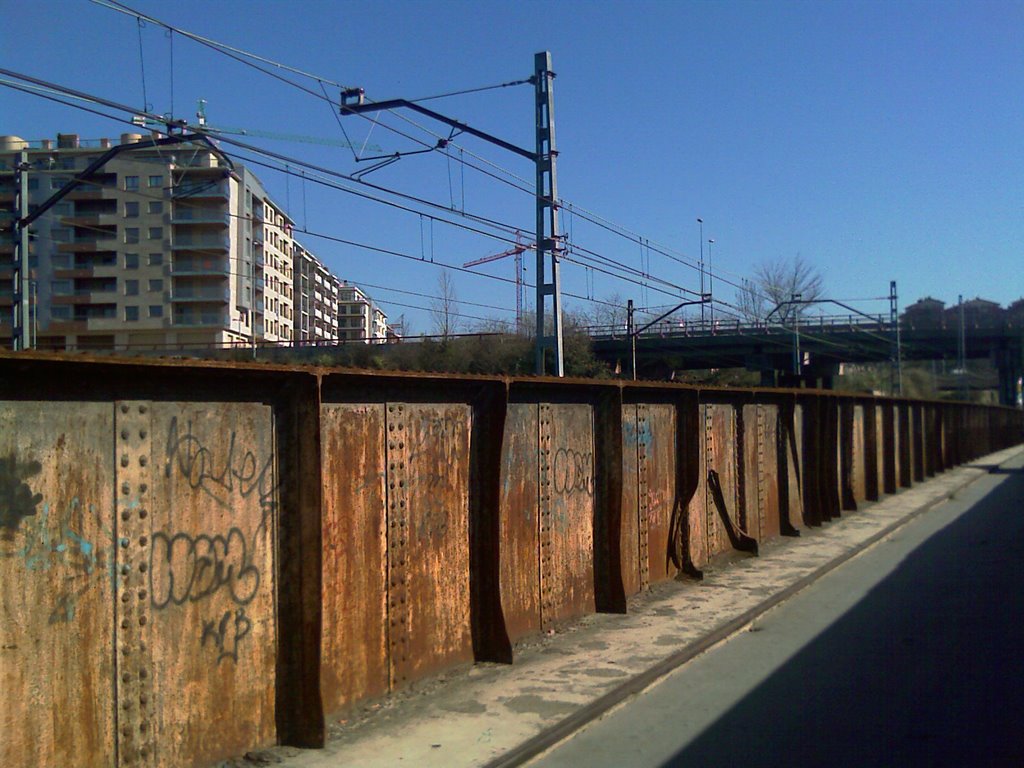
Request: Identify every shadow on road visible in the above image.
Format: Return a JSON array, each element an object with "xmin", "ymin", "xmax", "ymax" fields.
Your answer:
[{"xmin": 664, "ymin": 468, "xmax": 1024, "ymax": 767}]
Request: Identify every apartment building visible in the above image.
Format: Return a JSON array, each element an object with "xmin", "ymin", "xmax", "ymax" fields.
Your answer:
[
  {"xmin": 1, "ymin": 131, "xmax": 395, "ymax": 351},
  {"xmin": 294, "ymin": 242, "xmax": 341, "ymax": 344},
  {"xmin": 337, "ymin": 282, "xmax": 388, "ymax": 343},
  {"xmin": 0, "ymin": 132, "xmax": 296, "ymax": 351}
]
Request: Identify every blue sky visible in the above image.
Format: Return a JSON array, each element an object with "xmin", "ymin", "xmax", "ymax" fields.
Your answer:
[{"xmin": 2, "ymin": 0, "xmax": 1021, "ymax": 333}]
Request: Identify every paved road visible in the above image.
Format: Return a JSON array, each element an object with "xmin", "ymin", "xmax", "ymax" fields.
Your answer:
[{"xmin": 531, "ymin": 453, "xmax": 1024, "ymax": 768}]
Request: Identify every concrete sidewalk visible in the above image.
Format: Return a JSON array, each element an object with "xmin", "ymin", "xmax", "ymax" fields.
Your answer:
[{"xmin": 234, "ymin": 445, "xmax": 1024, "ymax": 768}]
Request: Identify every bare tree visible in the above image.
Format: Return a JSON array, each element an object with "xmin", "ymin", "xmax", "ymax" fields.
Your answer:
[
  {"xmin": 737, "ymin": 256, "xmax": 824, "ymax": 323},
  {"xmin": 430, "ymin": 270, "xmax": 461, "ymax": 340}
]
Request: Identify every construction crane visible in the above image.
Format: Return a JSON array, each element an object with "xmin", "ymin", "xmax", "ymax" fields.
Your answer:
[{"xmin": 463, "ymin": 230, "xmax": 533, "ymax": 333}]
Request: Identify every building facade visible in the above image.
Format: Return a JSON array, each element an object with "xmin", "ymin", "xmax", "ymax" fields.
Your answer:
[{"xmin": 1, "ymin": 132, "xmax": 387, "ymax": 350}]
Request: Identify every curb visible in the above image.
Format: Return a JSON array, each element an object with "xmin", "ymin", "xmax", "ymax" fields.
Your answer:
[{"xmin": 484, "ymin": 463, "xmax": 997, "ymax": 768}]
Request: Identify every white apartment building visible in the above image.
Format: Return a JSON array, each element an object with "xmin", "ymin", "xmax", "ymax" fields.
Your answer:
[
  {"xmin": 337, "ymin": 282, "xmax": 388, "ymax": 343},
  {"xmin": 0, "ymin": 132, "xmax": 295, "ymax": 351}
]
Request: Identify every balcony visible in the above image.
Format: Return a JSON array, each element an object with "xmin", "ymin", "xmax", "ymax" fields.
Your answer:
[
  {"xmin": 170, "ymin": 209, "xmax": 230, "ymax": 226},
  {"xmin": 171, "ymin": 257, "xmax": 228, "ymax": 276},
  {"xmin": 171, "ymin": 180, "xmax": 228, "ymax": 200},
  {"xmin": 172, "ymin": 309, "xmax": 228, "ymax": 327},
  {"xmin": 170, "ymin": 285, "xmax": 230, "ymax": 303},
  {"xmin": 171, "ymin": 234, "xmax": 229, "ymax": 252}
]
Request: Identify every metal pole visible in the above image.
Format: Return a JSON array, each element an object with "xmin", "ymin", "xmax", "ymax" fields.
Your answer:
[
  {"xmin": 708, "ymin": 238, "xmax": 715, "ymax": 330},
  {"xmin": 958, "ymin": 293, "xmax": 966, "ymax": 400},
  {"xmin": 534, "ymin": 51, "xmax": 564, "ymax": 376},
  {"xmin": 628, "ymin": 298, "xmax": 636, "ymax": 381},
  {"xmin": 890, "ymin": 280, "xmax": 902, "ymax": 395},
  {"xmin": 792, "ymin": 292, "xmax": 802, "ymax": 378},
  {"xmin": 697, "ymin": 218, "xmax": 704, "ymax": 326},
  {"xmin": 12, "ymin": 149, "xmax": 31, "ymax": 350}
]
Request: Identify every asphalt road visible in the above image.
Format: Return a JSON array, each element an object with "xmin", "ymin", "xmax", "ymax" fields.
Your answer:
[{"xmin": 531, "ymin": 453, "xmax": 1024, "ymax": 768}]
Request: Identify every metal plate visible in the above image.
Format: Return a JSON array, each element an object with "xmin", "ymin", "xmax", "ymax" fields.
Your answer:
[
  {"xmin": 745, "ymin": 404, "xmax": 780, "ymax": 540},
  {"xmin": 619, "ymin": 405, "xmax": 641, "ymax": 597},
  {"xmin": 319, "ymin": 404, "xmax": 388, "ymax": 714},
  {"xmin": 149, "ymin": 402, "xmax": 278, "ymax": 766},
  {"xmin": 851, "ymin": 405, "xmax": 867, "ymax": 502},
  {"xmin": 388, "ymin": 403, "xmax": 472, "ymax": 686},
  {"xmin": 786, "ymin": 404, "xmax": 806, "ymax": 529},
  {"xmin": 644, "ymin": 404, "xmax": 677, "ymax": 584},
  {"xmin": 0, "ymin": 402, "xmax": 115, "ymax": 768},
  {"xmin": 704, "ymin": 404, "xmax": 739, "ymax": 559},
  {"xmin": 499, "ymin": 403, "xmax": 541, "ymax": 643},
  {"xmin": 540, "ymin": 404, "xmax": 595, "ymax": 629}
]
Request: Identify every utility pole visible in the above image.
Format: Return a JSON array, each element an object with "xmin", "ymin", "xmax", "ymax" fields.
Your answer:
[
  {"xmin": 889, "ymin": 280, "xmax": 902, "ymax": 395},
  {"xmin": 958, "ymin": 293, "xmax": 967, "ymax": 400},
  {"xmin": 792, "ymin": 292, "xmax": 802, "ymax": 379},
  {"xmin": 627, "ymin": 299, "xmax": 636, "ymax": 380},
  {"xmin": 708, "ymin": 238, "xmax": 715, "ymax": 330},
  {"xmin": 534, "ymin": 52, "xmax": 564, "ymax": 376},
  {"xmin": 697, "ymin": 218, "xmax": 705, "ymax": 326},
  {"xmin": 11, "ymin": 149, "xmax": 31, "ymax": 350}
]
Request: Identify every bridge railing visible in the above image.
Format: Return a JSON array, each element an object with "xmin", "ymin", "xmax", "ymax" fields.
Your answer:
[
  {"xmin": 584, "ymin": 313, "xmax": 893, "ymax": 340},
  {"xmin": 1, "ymin": 352, "xmax": 1021, "ymax": 767}
]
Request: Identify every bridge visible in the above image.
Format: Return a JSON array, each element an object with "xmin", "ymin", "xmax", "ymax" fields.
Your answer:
[
  {"xmin": 1, "ymin": 352, "xmax": 1021, "ymax": 767},
  {"xmin": 589, "ymin": 315, "xmax": 1024, "ymax": 405}
]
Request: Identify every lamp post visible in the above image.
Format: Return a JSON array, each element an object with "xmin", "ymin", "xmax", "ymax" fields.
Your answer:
[
  {"xmin": 697, "ymin": 218, "xmax": 704, "ymax": 326},
  {"xmin": 707, "ymin": 238, "xmax": 715, "ymax": 330}
]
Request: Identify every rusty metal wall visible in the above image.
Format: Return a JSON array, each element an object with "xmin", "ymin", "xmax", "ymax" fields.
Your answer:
[
  {"xmin": 388, "ymin": 403, "xmax": 473, "ymax": 686},
  {"xmin": 851, "ymin": 404, "xmax": 868, "ymax": 503},
  {"xmin": 703, "ymin": 403, "xmax": 741, "ymax": 559},
  {"xmin": 540, "ymin": 404, "xmax": 597, "ymax": 628},
  {"xmin": 319, "ymin": 404, "xmax": 388, "ymax": 714},
  {"xmin": 742, "ymin": 404, "xmax": 781, "ymax": 541},
  {"xmin": 499, "ymin": 403, "xmax": 540, "ymax": 643},
  {"xmin": 0, "ymin": 402, "xmax": 116, "ymax": 768},
  {"xmin": 147, "ymin": 401, "xmax": 279, "ymax": 766},
  {"xmin": 2, "ymin": 354, "xmax": 1022, "ymax": 768}
]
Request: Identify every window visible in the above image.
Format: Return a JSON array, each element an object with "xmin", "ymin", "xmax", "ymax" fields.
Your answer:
[
  {"xmin": 124, "ymin": 201, "xmax": 139, "ymax": 218},
  {"xmin": 54, "ymin": 202, "xmax": 73, "ymax": 215},
  {"xmin": 51, "ymin": 253, "xmax": 71, "ymax": 268},
  {"xmin": 148, "ymin": 201, "xmax": 163, "ymax": 215},
  {"xmin": 60, "ymin": 157, "xmax": 76, "ymax": 170},
  {"xmin": 148, "ymin": 279, "xmax": 163, "ymax": 293},
  {"xmin": 125, "ymin": 306, "xmax": 139, "ymax": 322},
  {"xmin": 124, "ymin": 175, "xmax": 139, "ymax": 191},
  {"xmin": 50, "ymin": 227, "xmax": 71, "ymax": 243},
  {"xmin": 51, "ymin": 305, "xmax": 71, "ymax": 320},
  {"xmin": 148, "ymin": 252, "xmax": 163, "ymax": 267},
  {"xmin": 148, "ymin": 227, "xmax": 163, "ymax": 240},
  {"xmin": 124, "ymin": 253, "xmax": 139, "ymax": 269},
  {"xmin": 125, "ymin": 279, "xmax": 139, "ymax": 296},
  {"xmin": 124, "ymin": 228, "xmax": 139, "ymax": 244},
  {"xmin": 149, "ymin": 305, "xmax": 164, "ymax": 318},
  {"xmin": 27, "ymin": 178, "xmax": 39, "ymax": 191},
  {"xmin": 147, "ymin": 175, "xmax": 163, "ymax": 188},
  {"xmin": 51, "ymin": 176, "xmax": 71, "ymax": 190},
  {"xmin": 51, "ymin": 280, "xmax": 72, "ymax": 295}
]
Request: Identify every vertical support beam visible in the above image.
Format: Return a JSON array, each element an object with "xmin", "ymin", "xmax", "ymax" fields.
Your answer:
[
  {"xmin": 12, "ymin": 150, "xmax": 31, "ymax": 350},
  {"xmin": 470, "ymin": 382, "xmax": 513, "ymax": 662},
  {"xmin": 890, "ymin": 280, "xmax": 902, "ymax": 395},
  {"xmin": 839, "ymin": 400, "xmax": 857, "ymax": 511},
  {"xmin": 275, "ymin": 375, "xmax": 325, "ymax": 747},
  {"xmin": 385, "ymin": 404, "xmax": 411, "ymax": 689},
  {"xmin": 114, "ymin": 401, "xmax": 156, "ymax": 768},
  {"xmin": 594, "ymin": 387, "xmax": 626, "ymax": 612},
  {"xmin": 534, "ymin": 51, "xmax": 564, "ymax": 376}
]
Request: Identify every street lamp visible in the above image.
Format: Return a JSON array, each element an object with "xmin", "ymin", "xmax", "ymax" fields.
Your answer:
[
  {"xmin": 697, "ymin": 218, "xmax": 705, "ymax": 326},
  {"xmin": 707, "ymin": 238, "xmax": 715, "ymax": 330}
]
